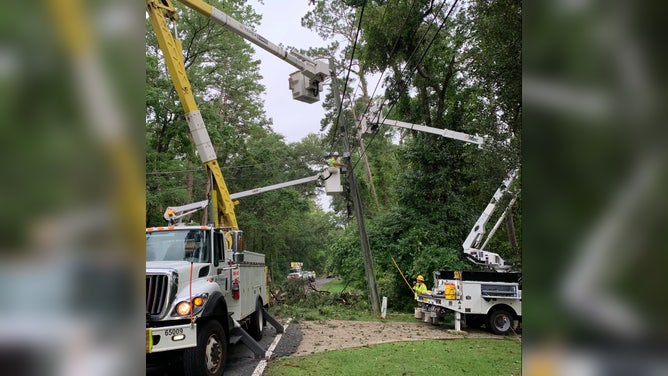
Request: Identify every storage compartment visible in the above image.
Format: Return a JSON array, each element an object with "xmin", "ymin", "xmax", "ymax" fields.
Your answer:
[
  {"xmin": 445, "ymin": 283, "xmax": 456, "ymax": 300},
  {"xmin": 481, "ymin": 283, "xmax": 518, "ymax": 298}
]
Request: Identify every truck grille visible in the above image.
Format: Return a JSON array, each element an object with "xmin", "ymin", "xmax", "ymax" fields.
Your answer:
[{"xmin": 146, "ymin": 274, "xmax": 169, "ymax": 315}]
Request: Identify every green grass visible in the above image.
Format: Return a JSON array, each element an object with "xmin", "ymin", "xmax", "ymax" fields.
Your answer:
[
  {"xmin": 269, "ymin": 304, "xmax": 421, "ymax": 323},
  {"xmin": 318, "ymin": 278, "xmax": 348, "ymax": 293},
  {"xmin": 265, "ymin": 337, "xmax": 521, "ymax": 376}
]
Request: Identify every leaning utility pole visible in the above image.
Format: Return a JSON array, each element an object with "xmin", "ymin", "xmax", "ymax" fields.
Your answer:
[
  {"xmin": 351, "ymin": 104, "xmax": 380, "ymax": 210},
  {"xmin": 329, "ymin": 59, "xmax": 380, "ymax": 314}
]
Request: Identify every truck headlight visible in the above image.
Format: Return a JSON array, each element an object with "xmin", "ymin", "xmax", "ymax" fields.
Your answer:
[
  {"xmin": 176, "ymin": 301, "xmax": 191, "ymax": 316},
  {"xmin": 171, "ymin": 294, "xmax": 208, "ymax": 317}
]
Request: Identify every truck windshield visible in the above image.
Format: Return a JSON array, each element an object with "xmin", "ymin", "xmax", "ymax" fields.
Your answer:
[{"xmin": 146, "ymin": 229, "xmax": 210, "ymax": 263}]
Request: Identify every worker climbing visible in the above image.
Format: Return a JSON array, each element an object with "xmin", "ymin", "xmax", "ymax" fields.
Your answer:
[{"xmin": 413, "ymin": 275, "xmax": 427, "ymax": 298}]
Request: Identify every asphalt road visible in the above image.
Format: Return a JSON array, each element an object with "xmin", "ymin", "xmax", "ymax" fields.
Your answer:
[
  {"xmin": 312, "ymin": 276, "xmax": 333, "ymax": 289},
  {"xmin": 147, "ymin": 317, "xmax": 301, "ymax": 376}
]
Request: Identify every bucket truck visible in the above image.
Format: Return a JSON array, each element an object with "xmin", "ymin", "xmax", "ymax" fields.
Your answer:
[
  {"xmin": 359, "ymin": 102, "xmax": 521, "ymax": 335},
  {"xmin": 417, "ymin": 170, "xmax": 521, "ymax": 335},
  {"xmin": 145, "ymin": 0, "xmax": 330, "ymax": 374}
]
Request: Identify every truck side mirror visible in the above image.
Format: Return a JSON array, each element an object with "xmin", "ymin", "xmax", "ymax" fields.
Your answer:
[{"xmin": 232, "ymin": 230, "xmax": 243, "ymax": 253}]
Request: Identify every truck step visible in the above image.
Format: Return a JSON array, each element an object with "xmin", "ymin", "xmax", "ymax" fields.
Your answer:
[
  {"xmin": 229, "ymin": 335, "xmax": 242, "ymax": 345},
  {"xmin": 262, "ymin": 307, "xmax": 284, "ymax": 334},
  {"xmin": 230, "ymin": 327, "xmax": 266, "ymax": 359}
]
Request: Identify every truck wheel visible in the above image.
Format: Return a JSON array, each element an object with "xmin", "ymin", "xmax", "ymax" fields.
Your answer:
[
  {"xmin": 183, "ymin": 320, "xmax": 227, "ymax": 376},
  {"xmin": 488, "ymin": 309, "xmax": 513, "ymax": 335},
  {"xmin": 248, "ymin": 299, "xmax": 264, "ymax": 341}
]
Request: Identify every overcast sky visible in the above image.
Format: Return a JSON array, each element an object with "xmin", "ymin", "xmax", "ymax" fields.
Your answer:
[{"xmin": 248, "ymin": 1, "xmax": 330, "ymax": 144}]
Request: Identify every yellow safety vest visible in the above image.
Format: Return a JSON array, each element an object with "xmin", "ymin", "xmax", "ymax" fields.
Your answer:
[{"xmin": 413, "ymin": 282, "xmax": 427, "ymax": 297}]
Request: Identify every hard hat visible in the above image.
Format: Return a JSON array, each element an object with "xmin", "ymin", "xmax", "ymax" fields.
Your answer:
[
  {"xmin": 417, "ymin": 275, "xmax": 424, "ymax": 282},
  {"xmin": 333, "ymin": 152, "xmax": 339, "ymax": 156}
]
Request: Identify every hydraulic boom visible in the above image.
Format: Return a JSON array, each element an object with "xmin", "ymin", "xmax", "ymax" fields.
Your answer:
[
  {"xmin": 147, "ymin": 0, "xmax": 330, "ymax": 229},
  {"xmin": 164, "ymin": 169, "xmax": 341, "ymax": 224},
  {"xmin": 359, "ymin": 102, "xmax": 485, "ymax": 147},
  {"xmin": 461, "ymin": 168, "xmax": 519, "ymax": 271},
  {"xmin": 170, "ymin": 0, "xmax": 328, "ymax": 103},
  {"xmin": 359, "ymin": 100, "xmax": 519, "ymax": 271}
]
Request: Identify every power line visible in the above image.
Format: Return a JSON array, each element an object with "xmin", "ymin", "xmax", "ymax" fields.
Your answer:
[
  {"xmin": 329, "ymin": 0, "xmax": 450, "ymax": 165},
  {"xmin": 351, "ymin": 0, "xmax": 461, "ymax": 171},
  {"xmin": 146, "ymin": 158, "xmax": 307, "ymax": 176},
  {"xmin": 364, "ymin": 0, "xmax": 420, "ymax": 106},
  {"xmin": 327, "ymin": 0, "xmax": 368, "ymax": 155}
]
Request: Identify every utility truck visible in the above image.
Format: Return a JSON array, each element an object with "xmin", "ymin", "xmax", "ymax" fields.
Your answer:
[
  {"xmin": 287, "ymin": 262, "xmax": 317, "ymax": 282},
  {"xmin": 287, "ymin": 261, "xmax": 304, "ymax": 280},
  {"xmin": 416, "ymin": 170, "xmax": 521, "ymax": 335},
  {"xmin": 145, "ymin": 0, "xmax": 330, "ymax": 375},
  {"xmin": 360, "ymin": 103, "xmax": 521, "ymax": 335}
]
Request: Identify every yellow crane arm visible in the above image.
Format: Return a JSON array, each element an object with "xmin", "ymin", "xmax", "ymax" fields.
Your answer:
[{"xmin": 146, "ymin": 0, "xmax": 237, "ymax": 229}]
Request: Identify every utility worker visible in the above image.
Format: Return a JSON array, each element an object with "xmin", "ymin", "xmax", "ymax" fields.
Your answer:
[
  {"xmin": 328, "ymin": 152, "xmax": 346, "ymax": 169},
  {"xmin": 413, "ymin": 275, "xmax": 427, "ymax": 298}
]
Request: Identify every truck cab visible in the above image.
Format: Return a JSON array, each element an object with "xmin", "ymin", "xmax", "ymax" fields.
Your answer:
[{"xmin": 146, "ymin": 225, "xmax": 271, "ymax": 375}]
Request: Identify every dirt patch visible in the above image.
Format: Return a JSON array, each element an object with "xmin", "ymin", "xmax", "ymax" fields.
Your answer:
[{"xmin": 293, "ymin": 319, "xmax": 503, "ymax": 356}]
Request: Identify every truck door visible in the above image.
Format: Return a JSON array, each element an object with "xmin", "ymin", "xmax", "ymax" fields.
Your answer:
[{"xmin": 213, "ymin": 231, "xmax": 229, "ymax": 291}]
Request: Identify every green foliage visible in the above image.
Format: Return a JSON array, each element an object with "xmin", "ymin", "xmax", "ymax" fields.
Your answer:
[
  {"xmin": 265, "ymin": 338, "xmax": 521, "ymax": 376},
  {"xmin": 270, "ymin": 279, "xmax": 371, "ymax": 321},
  {"xmin": 324, "ymin": 227, "xmax": 368, "ymax": 291}
]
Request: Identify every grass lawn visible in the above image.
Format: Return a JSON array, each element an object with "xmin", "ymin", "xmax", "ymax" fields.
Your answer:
[
  {"xmin": 265, "ymin": 337, "xmax": 521, "ymax": 376},
  {"xmin": 318, "ymin": 278, "xmax": 348, "ymax": 293}
]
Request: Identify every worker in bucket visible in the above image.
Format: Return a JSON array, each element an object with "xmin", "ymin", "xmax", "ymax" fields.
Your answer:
[
  {"xmin": 328, "ymin": 152, "xmax": 346, "ymax": 169},
  {"xmin": 413, "ymin": 275, "xmax": 427, "ymax": 298}
]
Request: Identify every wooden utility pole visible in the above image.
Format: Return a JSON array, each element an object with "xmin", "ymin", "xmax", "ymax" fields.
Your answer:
[
  {"xmin": 356, "ymin": 121, "xmax": 380, "ymax": 210},
  {"xmin": 330, "ymin": 59, "xmax": 380, "ymax": 314}
]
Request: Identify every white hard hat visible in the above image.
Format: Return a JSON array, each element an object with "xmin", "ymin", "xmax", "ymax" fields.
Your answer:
[{"xmin": 333, "ymin": 152, "xmax": 339, "ymax": 156}]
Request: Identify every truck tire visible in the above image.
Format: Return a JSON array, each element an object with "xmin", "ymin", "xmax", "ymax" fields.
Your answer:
[
  {"xmin": 488, "ymin": 309, "xmax": 513, "ymax": 335},
  {"xmin": 183, "ymin": 320, "xmax": 227, "ymax": 376},
  {"xmin": 247, "ymin": 299, "xmax": 264, "ymax": 341}
]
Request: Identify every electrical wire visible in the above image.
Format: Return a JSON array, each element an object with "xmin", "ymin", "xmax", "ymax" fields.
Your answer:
[
  {"xmin": 351, "ymin": 0, "xmax": 461, "ymax": 171},
  {"xmin": 327, "ymin": 0, "xmax": 452, "ymax": 166},
  {"xmin": 146, "ymin": 158, "xmax": 307, "ymax": 175},
  {"xmin": 326, "ymin": 0, "xmax": 368, "ymax": 155}
]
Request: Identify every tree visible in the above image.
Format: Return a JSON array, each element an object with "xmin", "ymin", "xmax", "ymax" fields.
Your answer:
[
  {"xmin": 145, "ymin": 0, "xmax": 267, "ymax": 225},
  {"xmin": 311, "ymin": 0, "xmax": 522, "ymax": 307}
]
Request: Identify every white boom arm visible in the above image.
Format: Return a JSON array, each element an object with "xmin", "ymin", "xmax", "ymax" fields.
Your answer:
[
  {"xmin": 163, "ymin": 200, "xmax": 210, "ymax": 224},
  {"xmin": 461, "ymin": 168, "xmax": 519, "ymax": 271},
  {"xmin": 480, "ymin": 194, "xmax": 518, "ymax": 251},
  {"xmin": 360, "ymin": 101, "xmax": 519, "ymax": 271},
  {"xmin": 229, "ymin": 170, "xmax": 332, "ymax": 199},
  {"xmin": 177, "ymin": 0, "xmax": 329, "ymax": 103},
  {"xmin": 164, "ymin": 169, "xmax": 339, "ymax": 224},
  {"xmin": 359, "ymin": 102, "xmax": 484, "ymax": 147}
]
